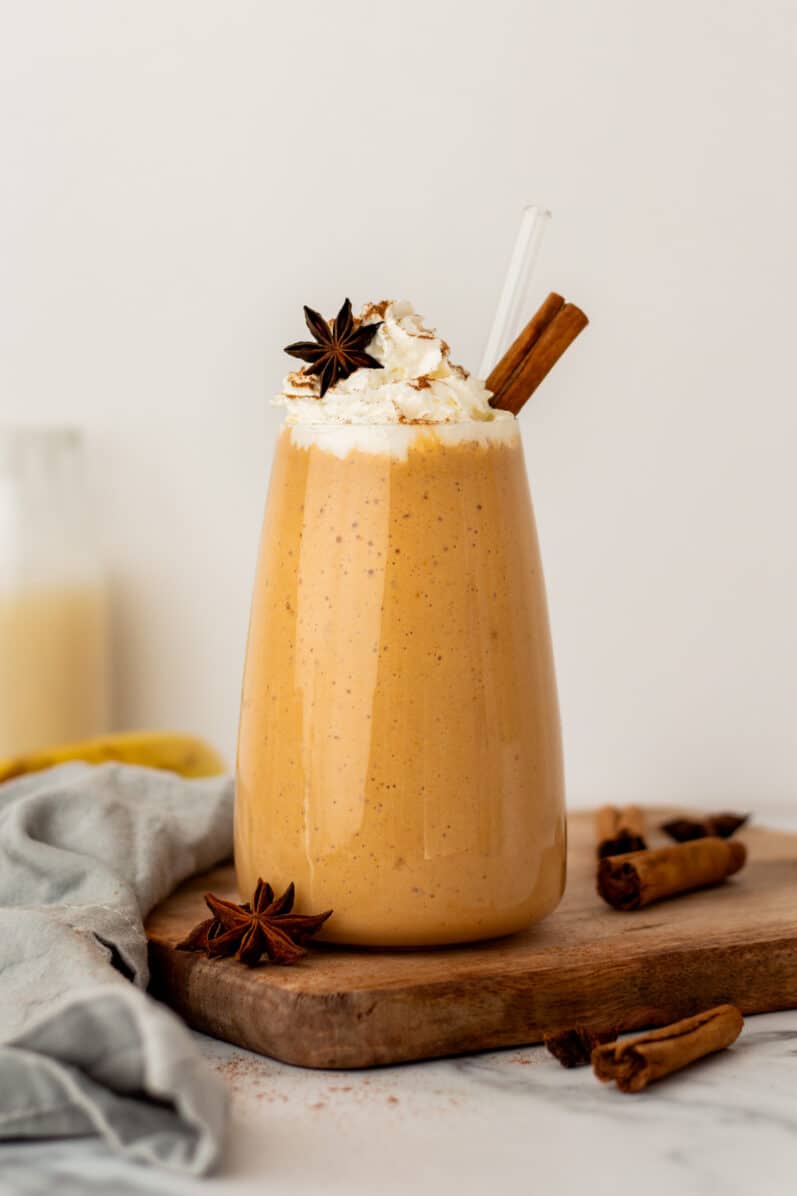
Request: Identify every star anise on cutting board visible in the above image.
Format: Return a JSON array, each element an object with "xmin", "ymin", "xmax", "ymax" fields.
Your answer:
[
  {"xmin": 284, "ymin": 297, "xmax": 383, "ymax": 397},
  {"xmin": 177, "ymin": 879, "xmax": 333, "ymax": 966}
]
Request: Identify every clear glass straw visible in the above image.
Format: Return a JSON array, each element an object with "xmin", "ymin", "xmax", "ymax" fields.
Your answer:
[{"xmin": 479, "ymin": 204, "xmax": 551, "ymax": 379}]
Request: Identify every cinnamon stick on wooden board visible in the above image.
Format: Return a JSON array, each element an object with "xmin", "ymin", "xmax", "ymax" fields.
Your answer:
[
  {"xmin": 488, "ymin": 292, "xmax": 588, "ymax": 415},
  {"xmin": 595, "ymin": 805, "xmax": 648, "ymax": 859},
  {"xmin": 592, "ymin": 1005, "xmax": 744, "ymax": 1093},
  {"xmin": 661, "ymin": 813, "xmax": 749, "ymax": 843},
  {"xmin": 545, "ymin": 1026, "xmax": 619, "ymax": 1069},
  {"xmin": 597, "ymin": 837, "xmax": 747, "ymax": 911}
]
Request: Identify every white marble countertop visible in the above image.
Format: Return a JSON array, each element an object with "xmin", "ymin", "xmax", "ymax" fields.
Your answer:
[
  {"xmin": 5, "ymin": 806, "xmax": 793, "ymax": 1194},
  {"xmin": 194, "ymin": 1007, "xmax": 797, "ymax": 1196}
]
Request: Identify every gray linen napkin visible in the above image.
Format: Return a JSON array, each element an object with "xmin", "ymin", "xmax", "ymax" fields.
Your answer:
[{"xmin": 0, "ymin": 761, "xmax": 234, "ymax": 1177}]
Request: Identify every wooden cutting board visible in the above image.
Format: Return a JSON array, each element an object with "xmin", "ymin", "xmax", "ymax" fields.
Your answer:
[{"xmin": 145, "ymin": 808, "xmax": 797, "ymax": 1068}]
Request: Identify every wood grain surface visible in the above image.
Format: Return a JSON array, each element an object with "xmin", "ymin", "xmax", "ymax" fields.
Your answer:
[{"xmin": 145, "ymin": 808, "xmax": 797, "ymax": 1069}]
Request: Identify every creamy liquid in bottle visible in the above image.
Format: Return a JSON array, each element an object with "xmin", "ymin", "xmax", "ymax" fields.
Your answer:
[
  {"xmin": 236, "ymin": 301, "xmax": 565, "ymax": 946},
  {"xmin": 0, "ymin": 584, "xmax": 110, "ymax": 756},
  {"xmin": 0, "ymin": 427, "xmax": 111, "ymax": 758}
]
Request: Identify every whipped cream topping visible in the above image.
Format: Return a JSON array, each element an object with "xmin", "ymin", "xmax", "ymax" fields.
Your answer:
[{"xmin": 274, "ymin": 300, "xmax": 500, "ymax": 426}]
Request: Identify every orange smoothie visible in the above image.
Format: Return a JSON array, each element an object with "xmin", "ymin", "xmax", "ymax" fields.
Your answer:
[{"xmin": 236, "ymin": 420, "xmax": 565, "ymax": 945}]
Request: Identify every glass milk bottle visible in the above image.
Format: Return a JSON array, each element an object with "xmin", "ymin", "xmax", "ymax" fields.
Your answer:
[{"xmin": 0, "ymin": 427, "xmax": 111, "ymax": 757}]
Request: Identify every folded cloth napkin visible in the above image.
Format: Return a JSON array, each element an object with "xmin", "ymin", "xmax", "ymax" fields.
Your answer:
[{"xmin": 0, "ymin": 762, "xmax": 234, "ymax": 1178}]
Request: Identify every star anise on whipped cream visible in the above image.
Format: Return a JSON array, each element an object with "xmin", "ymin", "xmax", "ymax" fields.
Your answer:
[
  {"xmin": 177, "ymin": 879, "xmax": 332, "ymax": 966},
  {"xmin": 284, "ymin": 298, "xmax": 383, "ymax": 397}
]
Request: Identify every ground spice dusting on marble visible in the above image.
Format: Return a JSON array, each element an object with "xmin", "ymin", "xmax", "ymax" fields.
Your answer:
[{"xmin": 211, "ymin": 1052, "xmax": 289, "ymax": 1103}]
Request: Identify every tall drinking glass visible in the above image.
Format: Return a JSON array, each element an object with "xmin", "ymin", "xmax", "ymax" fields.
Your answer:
[{"xmin": 236, "ymin": 416, "xmax": 565, "ymax": 946}]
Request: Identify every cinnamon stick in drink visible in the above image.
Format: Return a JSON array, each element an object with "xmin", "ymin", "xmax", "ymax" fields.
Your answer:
[
  {"xmin": 595, "ymin": 804, "xmax": 647, "ymax": 858},
  {"xmin": 486, "ymin": 293, "xmax": 564, "ymax": 397},
  {"xmin": 592, "ymin": 1005, "xmax": 744, "ymax": 1092},
  {"xmin": 597, "ymin": 837, "xmax": 747, "ymax": 911},
  {"xmin": 488, "ymin": 293, "xmax": 588, "ymax": 415}
]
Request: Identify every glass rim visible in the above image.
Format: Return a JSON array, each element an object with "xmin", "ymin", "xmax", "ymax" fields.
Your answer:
[{"xmin": 281, "ymin": 415, "xmax": 518, "ymax": 432}]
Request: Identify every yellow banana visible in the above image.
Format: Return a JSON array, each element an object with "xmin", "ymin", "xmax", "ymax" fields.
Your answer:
[{"xmin": 0, "ymin": 731, "xmax": 227, "ymax": 784}]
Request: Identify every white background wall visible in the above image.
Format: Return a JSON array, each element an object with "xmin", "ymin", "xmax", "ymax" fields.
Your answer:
[{"xmin": 1, "ymin": 1, "xmax": 795, "ymax": 809}]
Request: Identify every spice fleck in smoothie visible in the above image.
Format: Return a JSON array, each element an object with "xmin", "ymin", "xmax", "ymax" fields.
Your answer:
[{"xmin": 235, "ymin": 300, "xmax": 565, "ymax": 945}]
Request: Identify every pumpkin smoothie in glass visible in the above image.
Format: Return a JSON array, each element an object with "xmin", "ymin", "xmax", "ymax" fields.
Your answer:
[{"xmin": 235, "ymin": 300, "xmax": 565, "ymax": 946}]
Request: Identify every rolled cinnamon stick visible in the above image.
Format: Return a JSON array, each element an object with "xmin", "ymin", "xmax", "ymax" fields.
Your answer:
[
  {"xmin": 595, "ymin": 805, "xmax": 647, "ymax": 859},
  {"xmin": 488, "ymin": 294, "xmax": 588, "ymax": 415},
  {"xmin": 545, "ymin": 1025, "xmax": 619, "ymax": 1069},
  {"xmin": 661, "ymin": 813, "xmax": 749, "ymax": 843},
  {"xmin": 592, "ymin": 1005, "xmax": 744, "ymax": 1093},
  {"xmin": 597, "ymin": 837, "xmax": 747, "ymax": 911},
  {"xmin": 486, "ymin": 293, "xmax": 564, "ymax": 397}
]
